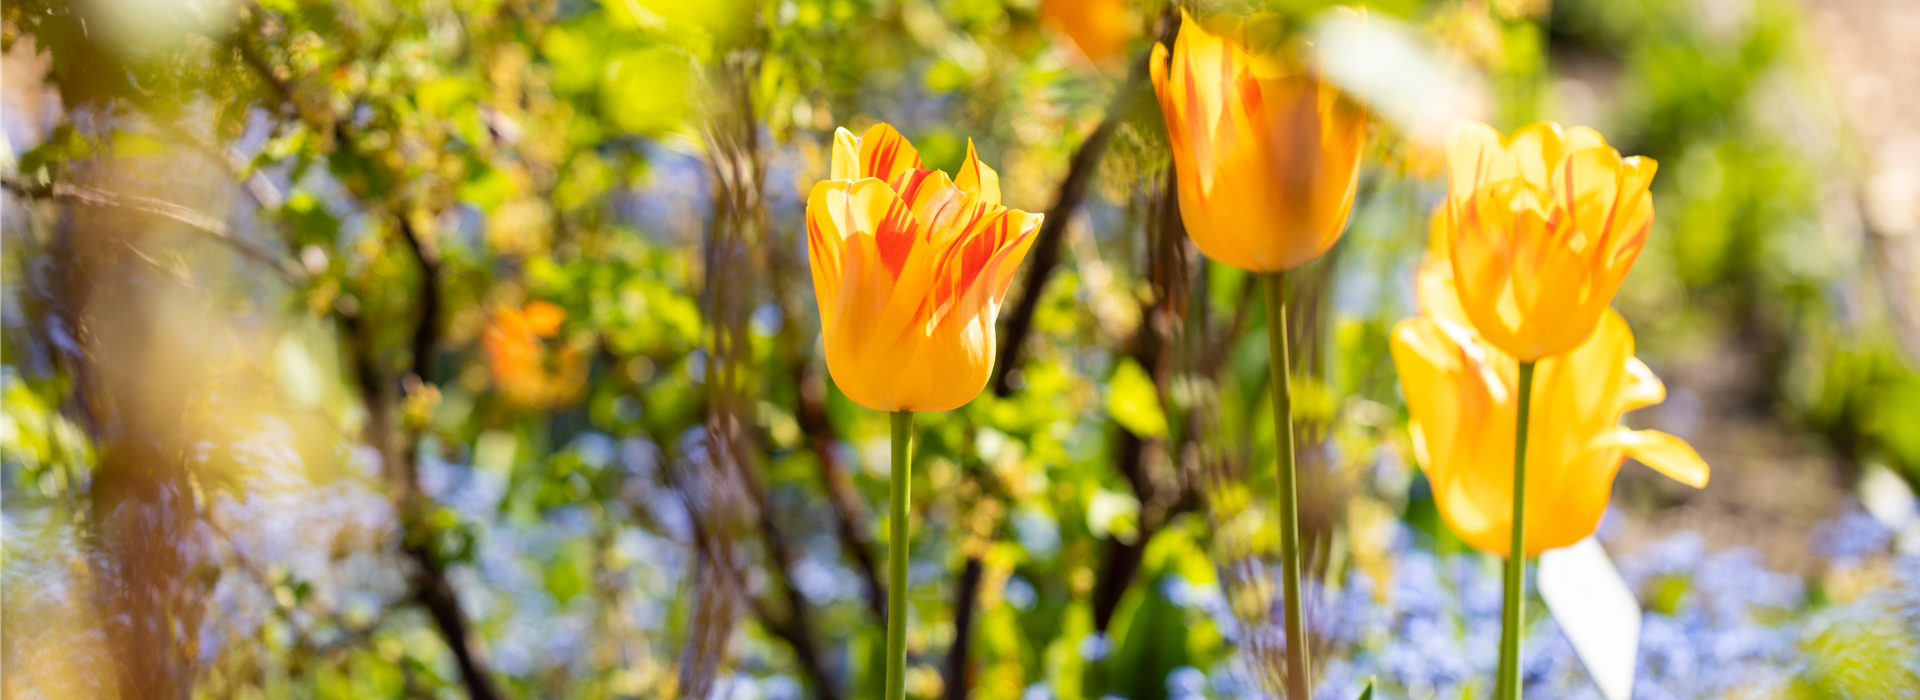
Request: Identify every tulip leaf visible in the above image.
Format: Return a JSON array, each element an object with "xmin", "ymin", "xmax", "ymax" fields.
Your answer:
[
  {"xmin": 1106, "ymin": 358, "xmax": 1168, "ymax": 438},
  {"xmin": 1357, "ymin": 676, "xmax": 1375, "ymax": 700}
]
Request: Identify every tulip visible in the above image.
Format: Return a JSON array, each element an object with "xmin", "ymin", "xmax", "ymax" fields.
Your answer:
[
  {"xmin": 1040, "ymin": 0, "xmax": 1132, "ymax": 67},
  {"xmin": 1149, "ymin": 10, "xmax": 1366, "ymax": 274},
  {"xmin": 807, "ymin": 123, "xmax": 1041, "ymax": 413},
  {"xmin": 482, "ymin": 301, "xmax": 582, "ymax": 407},
  {"xmin": 1439, "ymin": 121, "xmax": 1661, "ymax": 700},
  {"xmin": 1444, "ymin": 121, "xmax": 1659, "ymax": 362},
  {"xmin": 1149, "ymin": 12, "xmax": 1367, "ymax": 699},
  {"xmin": 806, "ymin": 122, "xmax": 1041, "ymax": 700},
  {"xmin": 1392, "ymin": 259, "xmax": 1708, "ymax": 557}
]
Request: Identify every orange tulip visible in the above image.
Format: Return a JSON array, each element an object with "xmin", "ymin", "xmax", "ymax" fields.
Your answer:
[
  {"xmin": 1149, "ymin": 10, "xmax": 1367, "ymax": 273},
  {"xmin": 1445, "ymin": 121, "xmax": 1659, "ymax": 361},
  {"xmin": 1391, "ymin": 258, "xmax": 1707, "ymax": 557},
  {"xmin": 482, "ymin": 300, "xmax": 584, "ymax": 408},
  {"xmin": 806, "ymin": 124, "xmax": 1042, "ymax": 412},
  {"xmin": 1040, "ymin": 0, "xmax": 1132, "ymax": 67}
]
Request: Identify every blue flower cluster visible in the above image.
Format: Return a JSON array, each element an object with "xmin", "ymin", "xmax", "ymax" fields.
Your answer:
[
  {"xmin": 1190, "ymin": 507, "xmax": 1920, "ymax": 700},
  {"xmin": 1613, "ymin": 534, "xmax": 1803, "ymax": 699}
]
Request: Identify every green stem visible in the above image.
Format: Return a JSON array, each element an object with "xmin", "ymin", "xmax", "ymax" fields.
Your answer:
[
  {"xmin": 886, "ymin": 409, "xmax": 913, "ymax": 700},
  {"xmin": 1264, "ymin": 273, "xmax": 1310, "ymax": 700},
  {"xmin": 1497, "ymin": 361, "xmax": 1537, "ymax": 700}
]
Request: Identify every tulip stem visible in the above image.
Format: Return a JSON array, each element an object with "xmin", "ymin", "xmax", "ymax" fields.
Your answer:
[
  {"xmin": 1497, "ymin": 361, "xmax": 1537, "ymax": 700},
  {"xmin": 887, "ymin": 409, "xmax": 913, "ymax": 700},
  {"xmin": 1264, "ymin": 272, "xmax": 1311, "ymax": 700}
]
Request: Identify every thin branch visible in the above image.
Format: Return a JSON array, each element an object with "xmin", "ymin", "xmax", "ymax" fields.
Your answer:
[
  {"xmin": 229, "ymin": 13, "xmax": 505, "ymax": 699},
  {"xmin": 765, "ymin": 171, "xmax": 889, "ymax": 625},
  {"xmin": 3, "ymin": 178, "xmax": 303, "ymax": 283},
  {"xmin": 942, "ymin": 557, "xmax": 985, "ymax": 700},
  {"xmin": 990, "ymin": 11, "xmax": 1181, "ymax": 398},
  {"xmin": 988, "ymin": 102, "xmax": 1128, "ymax": 397},
  {"xmin": 739, "ymin": 455, "xmax": 843, "ymax": 700},
  {"xmin": 951, "ymin": 15, "xmax": 1183, "ymax": 699},
  {"xmin": 799, "ymin": 375, "xmax": 890, "ymax": 624}
]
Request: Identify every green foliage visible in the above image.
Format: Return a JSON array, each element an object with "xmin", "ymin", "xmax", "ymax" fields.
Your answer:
[{"xmin": 1107, "ymin": 358, "xmax": 1170, "ymax": 438}]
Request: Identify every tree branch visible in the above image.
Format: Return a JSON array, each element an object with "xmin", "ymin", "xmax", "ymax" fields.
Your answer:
[
  {"xmin": 2, "ymin": 178, "xmax": 303, "ymax": 283},
  {"xmin": 229, "ymin": 13, "xmax": 505, "ymax": 698},
  {"xmin": 988, "ymin": 99, "xmax": 1129, "ymax": 397},
  {"xmin": 990, "ymin": 11, "xmax": 1181, "ymax": 398},
  {"xmin": 942, "ymin": 557, "xmax": 985, "ymax": 700},
  {"xmin": 739, "ymin": 456, "xmax": 843, "ymax": 700}
]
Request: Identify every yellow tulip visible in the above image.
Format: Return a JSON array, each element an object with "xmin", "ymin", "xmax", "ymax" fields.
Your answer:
[
  {"xmin": 1148, "ymin": 10, "xmax": 1367, "ymax": 273},
  {"xmin": 1391, "ymin": 258, "xmax": 1708, "ymax": 557},
  {"xmin": 1039, "ymin": 0, "xmax": 1132, "ymax": 67},
  {"xmin": 806, "ymin": 123, "xmax": 1042, "ymax": 412},
  {"xmin": 1445, "ymin": 121, "xmax": 1659, "ymax": 361}
]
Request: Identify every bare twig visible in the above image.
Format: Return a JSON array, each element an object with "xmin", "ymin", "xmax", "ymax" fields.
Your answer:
[
  {"xmin": 950, "ymin": 18, "xmax": 1185, "ymax": 698},
  {"xmin": 942, "ymin": 557, "xmax": 985, "ymax": 700},
  {"xmin": 229, "ymin": 13, "xmax": 506, "ymax": 698},
  {"xmin": 990, "ymin": 11, "xmax": 1182, "ymax": 398},
  {"xmin": 738, "ymin": 457, "xmax": 843, "ymax": 700},
  {"xmin": 2, "ymin": 178, "xmax": 303, "ymax": 283},
  {"xmin": 762, "ymin": 118, "xmax": 889, "ymax": 625}
]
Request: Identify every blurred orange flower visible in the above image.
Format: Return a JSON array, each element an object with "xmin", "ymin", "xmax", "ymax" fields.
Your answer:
[
  {"xmin": 1391, "ymin": 255, "xmax": 1707, "ymax": 557},
  {"xmin": 1040, "ymin": 0, "xmax": 1132, "ymax": 67},
  {"xmin": 1444, "ymin": 121, "xmax": 1659, "ymax": 361},
  {"xmin": 807, "ymin": 124, "xmax": 1042, "ymax": 412},
  {"xmin": 482, "ymin": 300, "xmax": 583, "ymax": 407},
  {"xmin": 1149, "ymin": 10, "xmax": 1367, "ymax": 273}
]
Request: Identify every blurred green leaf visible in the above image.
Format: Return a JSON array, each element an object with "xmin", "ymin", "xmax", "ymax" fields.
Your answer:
[{"xmin": 1106, "ymin": 358, "xmax": 1168, "ymax": 438}]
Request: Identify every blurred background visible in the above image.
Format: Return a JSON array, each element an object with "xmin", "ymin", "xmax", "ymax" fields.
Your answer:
[{"xmin": 3, "ymin": 0, "xmax": 1918, "ymax": 698}]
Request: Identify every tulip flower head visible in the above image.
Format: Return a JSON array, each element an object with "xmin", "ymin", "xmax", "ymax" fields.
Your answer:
[
  {"xmin": 1040, "ymin": 0, "xmax": 1133, "ymax": 67},
  {"xmin": 483, "ymin": 300, "xmax": 585, "ymax": 408},
  {"xmin": 1149, "ymin": 10, "xmax": 1367, "ymax": 273},
  {"xmin": 1445, "ymin": 121, "xmax": 1659, "ymax": 361},
  {"xmin": 806, "ymin": 124, "xmax": 1042, "ymax": 412},
  {"xmin": 1391, "ymin": 260, "xmax": 1708, "ymax": 557}
]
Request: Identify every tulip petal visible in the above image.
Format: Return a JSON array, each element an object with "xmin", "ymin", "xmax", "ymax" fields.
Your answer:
[
  {"xmin": 1613, "ymin": 429, "xmax": 1710, "ymax": 488},
  {"xmin": 524, "ymin": 300, "xmax": 565, "ymax": 337},
  {"xmin": 1564, "ymin": 125, "xmax": 1610, "ymax": 153},
  {"xmin": 1618, "ymin": 356, "xmax": 1666, "ymax": 412},
  {"xmin": 1414, "ymin": 256, "xmax": 1475, "ymax": 337},
  {"xmin": 837, "ymin": 178, "xmax": 935, "ymax": 346},
  {"xmin": 988, "ymin": 208, "xmax": 1043, "ymax": 296},
  {"xmin": 1505, "ymin": 121, "xmax": 1567, "ymax": 191},
  {"xmin": 956, "ymin": 139, "xmax": 1002, "ymax": 205},
  {"xmin": 1171, "ymin": 11, "xmax": 1237, "ymax": 194},
  {"xmin": 892, "ymin": 168, "xmax": 981, "ymax": 250},
  {"xmin": 858, "ymin": 123, "xmax": 923, "ymax": 184},
  {"xmin": 831, "ymin": 127, "xmax": 861, "ymax": 181},
  {"xmin": 806, "ymin": 179, "xmax": 856, "ymax": 332},
  {"xmin": 1447, "ymin": 121, "xmax": 1509, "ymax": 208},
  {"xmin": 856, "ymin": 180, "xmax": 942, "ymax": 340},
  {"xmin": 1603, "ymin": 156, "xmax": 1658, "ymax": 268}
]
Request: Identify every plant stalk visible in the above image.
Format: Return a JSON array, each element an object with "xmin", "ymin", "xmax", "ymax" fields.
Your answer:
[
  {"xmin": 887, "ymin": 409, "xmax": 914, "ymax": 700},
  {"xmin": 1497, "ymin": 361, "xmax": 1538, "ymax": 700},
  {"xmin": 1264, "ymin": 272, "xmax": 1311, "ymax": 700}
]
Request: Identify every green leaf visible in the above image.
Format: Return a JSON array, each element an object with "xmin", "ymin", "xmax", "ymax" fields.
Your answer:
[
  {"xmin": 283, "ymin": 193, "xmax": 340, "ymax": 248},
  {"xmin": 1106, "ymin": 358, "xmax": 1168, "ymax": 438},
  {"xmin": 603, "ymin": 47, "xmax": 693, "ymax": 136},
  {"xmin": 544, "ymin": 540, "xmax": 594, "ymax": 604},
  {"xmin": 458, "ymin": 163, "xmax": 517, "ymax": 214},
  {"xmin": 1358, "ymin": 676, "xmax": 1375, "ymax": 700},
  {"xmin": 110, "ymin": 129, "xmax": 167, "ymax": 157}
]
